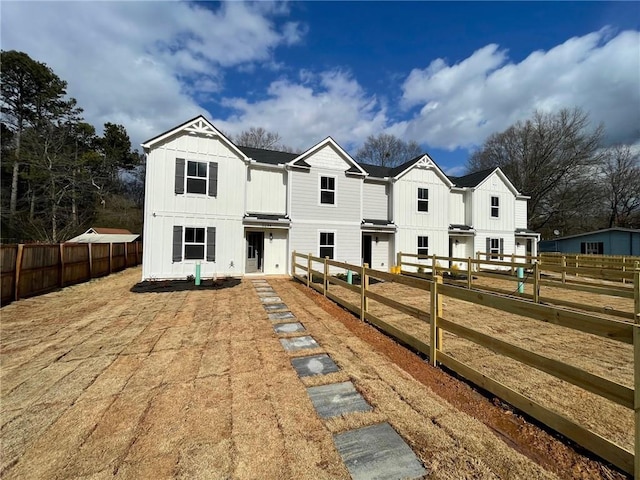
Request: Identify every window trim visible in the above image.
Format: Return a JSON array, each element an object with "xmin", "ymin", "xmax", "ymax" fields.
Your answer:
[
  {"xmin": 318, "ymin": 230, "xmax": 336, "ymax": 259},
  {"xmin": 490, "ymin": 196, "xmax": 500, "ymax": 219},
  {"xmin": 184, "ymin": 226, "xmax": 206, "ymax": 260},
  {"xmin": 318, "ymin": 174, "xmax": 337, "ymax": 207},
  {"xmin": 581, "ymin": 241, "xmax": 604, "ymax": 255},
  {"xmin": 185, "ymin": 160, "xmax": 208, "ymax": 195},
  {"xmin": 417, "ymin": 187, "xmax": 429, "ymax": 213},
  {"xmin": 489, "ymin": 237, "xmax": 501, "ymax": 260},
  {"xmin": 417, "ymin": 235, "xmax": 429, "ymax": 257}
]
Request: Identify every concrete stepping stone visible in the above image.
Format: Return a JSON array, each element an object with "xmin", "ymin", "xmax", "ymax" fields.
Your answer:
[
  {"xmin": 251, "ymin": 280, "xmax": 268, "ymax": 284},
  {"xmin": 264, "ymin": 303, "xmax": 288, "ymax": 312},
  {"xmin": 334, "ymin": 423, "xmax": 426, "ymax": 480},
  {"xmin": 280, "ymin": 335, "xmax": 319, "ymax": 351},
  {"xmin": 307, "ymin": 381, "xmax": 372, "ymax": 419},
  {"xmin": 291, "ymin": 354, "xmax": 339, "ymax": 377},
  {"xmin": 273, "ymin": 322, "xmax": 306, "ymax": 334},
  {"xmin": 268, "ymin": 311, "xmax": 296, "ymax": 321},
  {"xmin": 260, "ymin": 296, "xmax": 283, "ymax": 304},
  {"xmin": 256, "ymin": 290, "xmax": 276, "ymax": 296}
]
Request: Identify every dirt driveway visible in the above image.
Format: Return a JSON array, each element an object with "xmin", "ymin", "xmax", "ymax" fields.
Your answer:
[{"xmin": 0, "ymin": 268, "xmax": 623, "ymax": 479}]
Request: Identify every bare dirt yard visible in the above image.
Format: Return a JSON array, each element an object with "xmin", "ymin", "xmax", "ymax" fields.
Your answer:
[{"xmin": 0, "ymin": 267, "xmax": 628, "ymax": 479}]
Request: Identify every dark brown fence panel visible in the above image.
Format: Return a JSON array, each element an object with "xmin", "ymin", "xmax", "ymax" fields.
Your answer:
[
  {"xmin": 1, "ymin": 241, "xmax": 142, "ymax": 306},
  {"xmin": 111, "ymin": 243, "xmax": 126, "ymax": 272},
  {"xmin": 1, "ymin": 245, "xmax": 18, "ymax": 304},
  {"xmin": 91, "ymin": 244, "xmax": 110, "ymax": 278},
  {"xmin": 19, "ymin": 244, "xmax": 60, "ymax": 299},
  {"xmin": 62, "ymin": 244, "xmax": 91, "ymax": 286}
]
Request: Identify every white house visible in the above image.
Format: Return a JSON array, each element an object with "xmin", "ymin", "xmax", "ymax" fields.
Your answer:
[{"xmin": 140, "ymin": 116, "xmax": 537, "ymax": 280}]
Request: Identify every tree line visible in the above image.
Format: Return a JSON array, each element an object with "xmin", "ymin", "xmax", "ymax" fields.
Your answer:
[{"xmin": 1, "ymin": 50, "xmax": 143, "ymax": 243}]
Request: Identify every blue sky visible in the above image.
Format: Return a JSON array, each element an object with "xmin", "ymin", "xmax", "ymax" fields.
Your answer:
[{"xmin": 2, "ymin": 1, "xmax": 639, "ymax": 175}]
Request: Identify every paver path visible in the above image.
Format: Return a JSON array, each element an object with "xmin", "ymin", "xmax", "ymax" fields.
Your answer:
[{"xmin": 0, "ymin": 268, "xmax": 561, "ymax": 479}]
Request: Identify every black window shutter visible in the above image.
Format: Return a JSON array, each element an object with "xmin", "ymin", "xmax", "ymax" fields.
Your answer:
[
  {"xmin": 173, "ymin": 226, "xmax": 183, "ymax": 262},
  {"xmin": 206, "ymin": 227, "xmax": 216, "ymax": 261},
  {"xmin": 499, "ymin": 238, "xmax": 504, "ymax": 255},
  {"xmin": 175, "ymin": 158, "xmax": 185, "ymax": 194},
  {"xmin": 486, "ymin": 237, "xmax": 490, "ymax": 253},
  {"xmin": 208, "ymin": 162, "xmax": 218, "ymax": 197}
]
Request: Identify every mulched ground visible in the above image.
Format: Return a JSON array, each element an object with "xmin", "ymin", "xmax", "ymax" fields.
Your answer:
[
  {"xmin": 290, "ymin": 279, "xmax": 628, "ymax": 480},
  {"xmin": 130, "ymin": 278, "xmax": 241, "ymax": 293}
]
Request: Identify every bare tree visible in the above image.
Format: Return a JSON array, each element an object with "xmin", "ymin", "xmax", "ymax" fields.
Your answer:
[
  {"xmin": 467, "ymin": 108, "xmax": 604, "ymax": 234},
  {"xmin": 599, "ymin": 145, "xmax": 640, "ymax": 228},
  {"xmin": 355, "ymin": 133, "xmax": 422, "ymax": 168},
  {"xmin": 234, "ymin": 127, "xmax": 294, "ymax": 152}
]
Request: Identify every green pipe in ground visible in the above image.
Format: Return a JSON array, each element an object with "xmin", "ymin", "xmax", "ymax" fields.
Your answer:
[{"xmin": 195, "ymin": 261, "xmax": 201, "ymax": 286}]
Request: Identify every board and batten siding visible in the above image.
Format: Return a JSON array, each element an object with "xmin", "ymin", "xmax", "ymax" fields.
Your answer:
[
  {"xmin": 393, "ymin": 167, "xmax": 450, "ymax": 229},
  {"xmin": 472, "ymin": 172, "xmax": 516, "ymax": 233},
  {"xmin": 515, "ymin": 198, "xmax": 528, "ymax": 229},
  {"xmin": 246, "ymin": 167, "xmax": 287, "ymax": 214},
  {"xmin": 449, "ymin": 190, "xmax": 465, "ymax": 225},
  {"xmin": 363, "ymin": 180, "xmax": 389, "ymax": 220},
  {"xmin": 143, "ymin": 215, "xmax": 245, "ymax": 279},
  {"xmin": 142, "ymin": 133, "xmax": 247, "ymax": 280}
]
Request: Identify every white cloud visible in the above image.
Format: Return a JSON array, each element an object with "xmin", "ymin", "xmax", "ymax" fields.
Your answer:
[
  {"xmin": 216, "ymin": 70, "xmax": 388, "ymax": 151},
  {"xmin": 400, "ymin": 28, "xmax": 640, "ymax": 150},
  {"xmin": 0, "ymin": 1, "xmax": 305, "ymax": 148}
]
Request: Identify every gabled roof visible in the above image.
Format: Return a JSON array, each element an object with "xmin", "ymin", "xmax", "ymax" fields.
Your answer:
[
  {"xmin": 449, "ymin": 168, "xmax": 494, "ymax": 187},
  {"xmin": 288, "ymin": 137, "xmax": 368, "ymax": 175},
  {"xmin": 358, "ymin": 154, "xmax": 452, "ymax": 187},
  {"xmin": 238, "ymin": 146, "xmax": 298, "ymax": 166},
  {"xmin": 141, "ymin": 115, "xmax": 248, "ymax": 161},
  {"xmin": 550, "ymin": 227, "xmax": 639, "ymax": 242},
  {"xmin": 90, "ymin": 227, "xmax": 132, "ymax": 235},
  {"xmin": 450, "ymin": 167, "xmax": 521, "ymax": 196}
]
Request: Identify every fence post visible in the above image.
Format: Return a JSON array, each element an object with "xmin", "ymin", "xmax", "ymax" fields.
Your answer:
[
  {"xmin": 135, "ymin": 241, "xmax": 140, "ymax": 265},
  {"xmin": 511, "ymin": 254, "xmax": 515, "ymax": 276},
  {"xmin": 622, "ymin": 257, "xmax": 626, "ymax": 285},
  {"xmin": 432, "ymin": 254, "xmax": 437, "ymax": 276},
  {"xmin": 396, "ymin": 251, "xmax": 402, "ymax": 272},
  {"xmin": 360, "ymin": 263, "xmax": 369, "ymax": 322},
  {"xmin": 575, "ymin": 255, "xmax": 579, "ymax": 276},
  {"xmin": 323, "ymin": 256, "xmax": 329, "ymax": 296},
  {"xmin": 533, "ymin": 262, "xmax": 540, "ymax": 303},
  {"xmin": 307, "ymin": 254, "xmax": 311, "ymax": 288},
  {"xmin": 561, "ymin": 256, "xmax": 566, "ymax": 283},
  {"xmin": 88, "ymin": 243, "xmax": 93, "ymax": 278},
  {"xmin": 108, "ymin": 243, "xmax": 113, "ymax": 275},
  {"xmin": 467, "ymin": 257, "xmax": 472, "ymax": 289},
  {"xmin": 430, "ymin": 275, "xmax": 443, "ymax": 366},
  {"xmin": 291, "ymin": 250, "xmax": 296, "ymax": 277},
  {"xmin": 633, "ymin": 271, "xmax": 640, "ymax": 480},
  {"xmin": 124, "ymin": 242, "xmax": 129, "ymax": 268},
  {"xmin": 14, "ymin": 244, "xmax": 24, "ymax": 301},
  {"xmin": 59, "ymin": 243, "xmax": 65, "ymax": 287}
]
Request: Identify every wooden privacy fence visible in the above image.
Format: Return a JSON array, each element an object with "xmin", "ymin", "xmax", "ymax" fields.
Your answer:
[
  {"xmin": 0, "ymin": 241, "xmax": 143, "ymax": 305},
  {"xmin": 292, "ymin": 251, "xmax": 640, "ymax": 476},
  {"xmin": 398, "ymin": 252, "xmax": 638, "ymax": 321}
]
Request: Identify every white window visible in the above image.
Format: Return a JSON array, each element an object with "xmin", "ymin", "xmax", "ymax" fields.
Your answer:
[
  {"xmin": 491, "ymin": 196, "xmax": 499, "ymax": 218},
  {"xmin": 320, "ymin": 176, "xmax": 335, "ymax": 205},
  {"xmin": 187, "ymin": 161, "xmax": 207, "ymax": 194},
  {"xmin": 417, "ymin": 188, "xmax": 429, "ymax": 212},
  {"xmin": 417, "ymin": 236, "xmax": 429, "ymax": 256},
  {"xmin": 581, "ymin": 242, "xmax": 603, "ymax": 255},
  {"xmin": 489, "ymin": 238, "xmax": 501, "ymax": 259},
  {"xmin": 185, "ymin": 227, "xmax": 205, "ymax": 259},
  {"xmin": 319, "ymin": 232, "xmax": 335, "ymax": 259}
]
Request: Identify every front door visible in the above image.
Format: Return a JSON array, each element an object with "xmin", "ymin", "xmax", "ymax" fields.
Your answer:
[
  {"xmin": 362, "ymin": 235, "xmax": 372, "ymax": 267},
  {"xmin": 246, "ymin": 232, "xmax": 264, "ymax": 273}
]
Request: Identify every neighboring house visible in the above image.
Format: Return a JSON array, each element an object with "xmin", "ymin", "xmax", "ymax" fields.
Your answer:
[
  {"xmin": 66, "ymin": 227, "xmax": 139, "ymax": 244},
  {"xmin": 539, "ymin": 228, "xmax": 640, "ymax": 256},
  {"xmin": 141, "ymin": 116, "xmax": 537, "ymax": 280}
]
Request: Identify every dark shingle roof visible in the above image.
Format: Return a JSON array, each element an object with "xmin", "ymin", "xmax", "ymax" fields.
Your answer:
[
  {"xmin": 449, "ymin": 168, "xmax": 495, "ymax": 187},
  {"xmin": 358, "ymin": 154, "xmax": 426, "ymax": 178},
  {"xmin": 238, "ymin": 146, "xmax": 298, "ymax": 165}
]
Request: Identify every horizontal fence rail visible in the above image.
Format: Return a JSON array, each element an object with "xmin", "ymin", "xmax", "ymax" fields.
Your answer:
[
  {"xmin": 1, "ymin": 241, "xmax": 143, "ymax": 305},
  {"xmin": 291, "ymin": 250, "xmax": 640, "ymax": 476}
]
